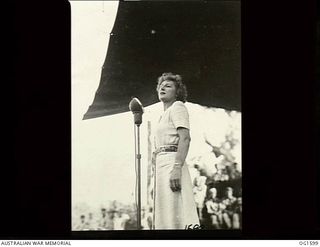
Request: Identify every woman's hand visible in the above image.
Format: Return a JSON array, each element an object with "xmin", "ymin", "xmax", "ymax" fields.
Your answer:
[{"xmin": 170, "ymin": 166, "xmax": 182, "ymax": 192}]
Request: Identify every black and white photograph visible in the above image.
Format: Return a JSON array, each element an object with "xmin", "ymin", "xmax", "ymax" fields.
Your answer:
[
  {"xmin": 11, "ymin": 0, "xmax": 319, "ymax": 242},
  {"xmin": 71, "ymin": 0, "xmax": 241, "ymax": 231}
]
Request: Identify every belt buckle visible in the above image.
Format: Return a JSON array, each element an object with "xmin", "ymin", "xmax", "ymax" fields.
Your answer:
[{"xmin": 155, "ymin": 145, "xmax": 177, "ymax": 154}]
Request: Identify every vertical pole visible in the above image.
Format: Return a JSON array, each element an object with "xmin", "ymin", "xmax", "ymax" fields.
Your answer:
[
  {"xmin": 147, "ymin": 121, "xmax": 152, "ymax": 206},
  {"xmin": 136, "ymin": 124, "xmax": 142, "ymax": 230}
]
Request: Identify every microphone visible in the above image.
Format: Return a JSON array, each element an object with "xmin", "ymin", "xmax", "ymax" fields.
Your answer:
[{"xmin": 129, "ymin": 97, "xmax": 144, "ymax": 125}]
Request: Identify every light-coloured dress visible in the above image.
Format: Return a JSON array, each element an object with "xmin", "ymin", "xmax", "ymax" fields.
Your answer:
[{"xmin": 154, "ymin": 101, "xmax": 199, "ymax": 229}]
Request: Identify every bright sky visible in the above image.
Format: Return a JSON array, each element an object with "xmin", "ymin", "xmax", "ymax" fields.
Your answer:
[{"xmin": 71, "ymin": 1, "xmax": 241, "ymax": 211}]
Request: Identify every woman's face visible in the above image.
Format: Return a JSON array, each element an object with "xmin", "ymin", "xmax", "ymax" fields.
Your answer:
[{"xmin": 158, "ymin": 80, "xmax": 177, "ymax": 103}]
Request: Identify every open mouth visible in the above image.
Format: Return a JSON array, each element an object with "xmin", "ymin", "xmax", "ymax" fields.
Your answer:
[{"xmin": 160, "ymin": 92, "xmax": 166, "ymax": 95}]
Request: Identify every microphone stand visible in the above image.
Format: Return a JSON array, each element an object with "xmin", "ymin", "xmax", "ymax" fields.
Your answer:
[
  {"xmin": 129, "ymin": 98, "xmax": 143, "ymax": 230},
  {"xmin": 134, "ymin": 121, "xmax": 142, "ymax": 230}
]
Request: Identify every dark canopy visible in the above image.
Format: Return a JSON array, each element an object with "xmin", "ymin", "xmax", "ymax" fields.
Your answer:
[{"xmin": 83, "ymin": 0, "xmax": 241, "ymax": 120}]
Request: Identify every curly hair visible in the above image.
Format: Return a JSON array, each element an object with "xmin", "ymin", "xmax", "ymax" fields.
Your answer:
[{"xmin": 156, "ymin": 72, "xmax": 188, "ymax": 103}]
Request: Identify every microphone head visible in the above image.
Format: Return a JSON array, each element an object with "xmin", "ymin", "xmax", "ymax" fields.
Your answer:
[
  {"xmin": 129, "ymin": 97, "xmax": 144, "ymax": 113},
  {"xmin": 129, "ymin": 97, "xmax": 144, "ymax": 125}
]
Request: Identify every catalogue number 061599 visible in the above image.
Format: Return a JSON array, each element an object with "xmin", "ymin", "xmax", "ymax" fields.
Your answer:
[{"xmin": 299, "ymin": 241, "xmax": 319, "ymax": 246}]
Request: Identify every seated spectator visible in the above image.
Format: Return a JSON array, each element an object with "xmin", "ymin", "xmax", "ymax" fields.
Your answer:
[
  {"xmin": 74, "ymin": 214, "xmax": 90, "ymax": 231},
  {"xmin": 232, "ymin": 197, "xmax": 242, "ymax": 229},
  {"xmin": 193, "ymin": 176, "xmax": 207, "ymax": 221},
  {"xmin": 221, "ymin": 187, "xmax": 238, "ymax": 229},
  {"xmin": 205, "ymin": 187, "xmax": 223, "ymax": 229},
  {"xmin": 97, "ymin": 208, "xmax": 107, "ymax": 230},
  {"xmin": 97, "ymin": 207, "xmax": 114, "ymax": 230}
]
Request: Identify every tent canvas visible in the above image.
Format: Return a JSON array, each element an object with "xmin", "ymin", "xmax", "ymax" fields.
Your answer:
[{"xmin": 83, "ymin": 0, "xmax": 241, "ymax": 119}]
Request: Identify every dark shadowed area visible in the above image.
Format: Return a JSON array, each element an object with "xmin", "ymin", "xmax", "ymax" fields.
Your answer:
[{"xmin": 84, "ymin": 0, "xmax": 241, "ymax": 119}]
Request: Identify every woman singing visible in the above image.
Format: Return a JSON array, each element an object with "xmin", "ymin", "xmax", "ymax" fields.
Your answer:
[{"xmin": 153, "ymin": 72, "xmax": 199, "ymax": 229}]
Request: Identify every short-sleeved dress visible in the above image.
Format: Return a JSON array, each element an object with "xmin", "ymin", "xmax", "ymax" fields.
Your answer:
[{"xmin": 153, "ymin": 101, "xmax": 199, "ymax": 229}]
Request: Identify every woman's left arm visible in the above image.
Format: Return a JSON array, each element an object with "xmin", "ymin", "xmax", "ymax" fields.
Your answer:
[
  {"xmin": 175, "ymin": 127, "xmax": 191, "ymax": 166},
  {"xmin": 169, "ymin": 101, "xmax": 191, "ymax": 192},
  {"xmin": 170, "ymin": 127, "xmax": 191, "ymax": 192}
]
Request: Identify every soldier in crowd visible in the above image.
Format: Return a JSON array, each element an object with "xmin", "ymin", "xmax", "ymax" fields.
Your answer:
[
  {"xmin": 220, "ymin": 187, "xmax": 238, "ymax": 229},
  {"xmin": 74, "ymin": 214, "xmax": 90, "ymax": 231},
  {"xmin": 232, "ymin": 197, "xmax": 242, "ymax": 229},
  {"xmin": 97, "ymin": 207, "xmax": 114, "ymax": 230},
  {"xmin": 205, "ymin": 187, "xmax": 223, "ymax": 229},
  {"xmin": 86, "ymin": 212, "xmax": 97, "ymax": 230}
]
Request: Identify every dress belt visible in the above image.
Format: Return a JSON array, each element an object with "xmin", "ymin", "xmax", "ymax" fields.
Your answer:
[{"xmin": 154, "ymin": 145, "xmax": 178, "ymax": 155}]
